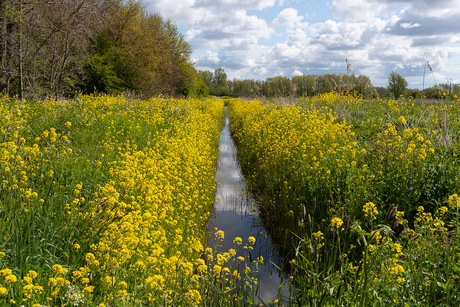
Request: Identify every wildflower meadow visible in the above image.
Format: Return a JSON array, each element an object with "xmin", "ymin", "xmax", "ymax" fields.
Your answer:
[
  {"xmin": 0, "ymin": 95, "xmax": 227, "ymax": 306},
  {"xmin": 1, "ymin": 93, "xmax": 460, "ymax": 306},
  {"xmin": 229, "ymin": 93, "xmax": 460, "ymax": 305}
]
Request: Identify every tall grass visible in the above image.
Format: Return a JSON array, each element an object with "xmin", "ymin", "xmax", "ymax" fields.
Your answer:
[
  {"xmin": 229, "ymin": 94, "xmax": 460, "ymax": 305},
  {"xmin": 0, "ymin": 95, "xmax": 225, "ymax": 306}
]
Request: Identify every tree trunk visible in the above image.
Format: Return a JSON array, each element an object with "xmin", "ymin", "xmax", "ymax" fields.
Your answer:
[
  {"xmin": 18, "ymin": 0, "xmax": 24, "ymax": 101},
  {"xmin": 0, "ymin": 1, "xmax": 9, "ymax": 95}
]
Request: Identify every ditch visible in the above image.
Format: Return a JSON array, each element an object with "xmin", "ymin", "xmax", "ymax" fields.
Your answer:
[{"xmin": 207, "ymin": 110, "xmax": 290, "ymax": 304}]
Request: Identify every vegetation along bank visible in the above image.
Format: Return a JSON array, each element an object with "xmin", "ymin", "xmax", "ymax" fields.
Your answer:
[{"xmin": 229, "ymin": 93, "xmax": 460, "ymax": 305}]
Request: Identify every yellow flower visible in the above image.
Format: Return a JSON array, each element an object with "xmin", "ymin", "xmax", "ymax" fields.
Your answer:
[
  {"xmin": 0, "ymin": 286, "xmax": 7, "ymax": 295},
  {"xmin": 27, "ymin": 270, "xmax": 38, "ymax": 279},
  {"xmin": 84, "ymin": 286, "xmax": 94, "ymax": 293},
  {"xmin": 212, "ymin": 265, "xmax": 222, "ymax": 277},
  {"xmin": 85, "ymin": 252, "xmax": 96, "ymax": 264},
  {"xmin": 215, "ymin": 230, "xmax": 225, "ymax": 240},
  {"xmin": 118, "ymin": 281, "xmax": 128, "ymax": 289},
  {"xmin": 185, "ymin": 289, "xmax": 201, "ymax": 305},
  {"xmin": 363, "ymin": 202, "xmax": 379, "ymax": 220},
  {"xmin": 398, "ymin": 116, "xmax": 406, "ymax": 125},
  {"xmin": 312, "ymin": 231, "xmax": 324, "ymax": 241},
  {"xmin": 5, "ymin": 274, "xmax": 17, "ymax": 283},
  {"xmin": 233, "ymin": 237, "xmax": 243, "ymax": 245},
  {"xmin": 448, "ymin": 194, "xmax": 459, "ymax": 209},
  {"xmin": 330, "ymin": 217, "xmax": 344, "ymax": 231},
  {"xmin": 52, "ymin": 264, "xmax": 68, "ymax": 275}
]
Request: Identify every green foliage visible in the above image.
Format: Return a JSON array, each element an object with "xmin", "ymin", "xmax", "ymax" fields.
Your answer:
[
  {"xmin": 182, "ymin": 70, "xmax": 209, "ymax": 98},
  {"xmin": 85, "ymin": 44, "xmax": 136, "ymax": 95},
  {"xmin": 387, "ymin": 71, "xmax": 408, "ymax": 99},
  {"xmin": 289, "ymin": 204, "xmax": 460, "ymax": 306},
  {"xmin": 208, "ymin": 68, "xmax": 230, "ymax": 96},
  {"xmin": 292, "ymin": 75, "xmax": 316, "ymax": 96},
  {"xmin": 198, "ymin": 70, "xmax": 213, "ymax": 88},
  {"xmin": 208, "ymin": 73, "xmax": 378, "ymax": 98},
  {"xmin": 262, "ymin": 76, "xmax": 292, "ymax": 97},
  {"xmin": 229, "ymin": 94, "xmax": 460, "ymax": 305},
  {"xmin": 423, "ymin": 86, "xmax": 443, "ymax": 99},
  {"xmin": 1, "ymin": 0, "xmax": 201, "ymax": 99}
]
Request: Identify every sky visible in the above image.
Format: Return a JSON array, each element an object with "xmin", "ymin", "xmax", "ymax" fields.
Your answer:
[{"xmin": 145, "ymin": 0, "xmax": 460, "ymax": 89}]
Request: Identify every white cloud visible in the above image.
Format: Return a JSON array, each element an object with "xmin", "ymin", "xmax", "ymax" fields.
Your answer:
[
  {"xmin": 331, "ymin": 0, "xmax": 390, "ymax": 22},
  {"xmin": 147, "ymin": 0, "xmax": 277, "ymax": 26},
  {"xmin": 292, "ymin": 69, "xmax": 303, "ymax": 76},
  {"xmin": 406, "ymin": 0, "xmax": 460, "ymax": 18},
  {"xmin": 200, "ymin": 51, "xmax": 220, "ymax": 65},
  {"xmin": 194, "ymin": 0, "xmax": 276, "ymax": 11},
  {"xmin": 144, "ymin": 0, "xmax": 460, "ymax": 88},
  {"xmin": 400, "ymin": 22, "xmax": 421, "ymax": 29},
  {"xmin": 272, "ymin": 8, "xmax": 306, "ymax": 29},
  {"xmin": 331, "ymin": 0, "xmax": 460, "ymax": 21},
  {"xmin": 273, "ymin": 43, "xmax": 302, "ymax": 59},
  {"xmin": 314, "ymin": 20, "xmax": 366, "ymax": 47}
]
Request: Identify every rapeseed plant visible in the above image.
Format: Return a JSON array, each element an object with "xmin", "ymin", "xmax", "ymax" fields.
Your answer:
[
  {"xmin": 0, "ymin": 95, "xmax": 225, "ymax": 305},
  {"xmin": 229, "ymin": 94, "xmax": 460, "ymax": 305}
]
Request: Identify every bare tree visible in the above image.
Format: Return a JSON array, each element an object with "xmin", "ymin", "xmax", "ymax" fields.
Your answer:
[{"xmin": 0, "ymin": 0, "xmax": 120, "ymax": 99}]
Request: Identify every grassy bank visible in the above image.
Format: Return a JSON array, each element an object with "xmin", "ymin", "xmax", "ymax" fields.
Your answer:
[
  {"xmin": 229, "ymin": 94, "xmax": 460, "ymax": 305},
  {"xmin": 0, "ymin": 95, "xmax": 224, "ymax": 306}
]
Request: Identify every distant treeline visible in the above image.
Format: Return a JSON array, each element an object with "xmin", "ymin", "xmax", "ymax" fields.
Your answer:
[
  {"xmin": 199, "ymin": 69, "xmax": 376, "ymax": 98},
  {"xmin": 200, "ymin": 68, "xmax": 460, "ymax": 99},
  {"xmin": 0, "ymin": 0, "xmax": 207, "ymax": 99},
  {"xmin": 3, "ymin": 0, "xmax": 457, "ymax": 101}
]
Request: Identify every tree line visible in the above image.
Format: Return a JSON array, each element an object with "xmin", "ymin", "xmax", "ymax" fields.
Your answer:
[
  {"xmin": 3, "ymin": 0, "xmax": 456, "ymax": 102},
  {"xmin": 200, "ymin": 68, "xmax": 460, "ymax": 99},
  {"xmin": 0, "ymin": 0, "xmax": 206, "ymax": 100},
  {"xmin": 199, "ymin": 68, "xmax": 377, "ymax": 98}
]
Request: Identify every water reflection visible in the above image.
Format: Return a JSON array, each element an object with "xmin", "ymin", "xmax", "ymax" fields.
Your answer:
[{"xmin": 208, "ymin": 113, "xmax": 290, "ymax": 304}]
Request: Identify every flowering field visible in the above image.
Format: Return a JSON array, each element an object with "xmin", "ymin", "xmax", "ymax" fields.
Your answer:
[
  {"xmin": 0, "ymin": 95, "xmax": 224, "ymax": 306},
  {"xmin": 3, "ymin": 93, "xmax": 460, "ymax": 306},
  {"xmin": 229, "ymin": 94, "xmax": 460, "ymax": 305}
]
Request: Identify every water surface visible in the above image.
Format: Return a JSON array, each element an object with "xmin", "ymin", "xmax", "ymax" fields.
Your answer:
[{"xmin": 208, "ymin": 113, "xmax": 290, "ymax": 303}]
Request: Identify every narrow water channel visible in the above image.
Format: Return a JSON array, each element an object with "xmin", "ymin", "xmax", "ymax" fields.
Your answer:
[{"xmin": 208, "ymin": 111, "xmax": 290, "ymax": 303}]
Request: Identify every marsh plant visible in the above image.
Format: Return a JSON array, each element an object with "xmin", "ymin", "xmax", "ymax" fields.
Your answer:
[{"xmin": 229, "ymin": 94, "xmax": 460, "ymax": 306}]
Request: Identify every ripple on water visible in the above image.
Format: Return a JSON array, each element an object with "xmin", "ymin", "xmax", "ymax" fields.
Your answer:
[{"xmin": 208, "ymin": 113, "xmax": 291, "ymax": 304}]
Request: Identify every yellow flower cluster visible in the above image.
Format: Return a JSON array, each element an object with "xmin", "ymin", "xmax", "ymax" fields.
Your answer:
[
  {"xmin": 448, "ymin": 194, "xmax": 459, "ymax": 209},
  {"xmin": 363, "ymin": 202, "xmax": 379, "ymax": 220},
  {"xmin": 330, "ymin": 217, "xmax": 344, "ymax": 231},
  {"xmin": 229, "ymin": 98, "xmax": 360, "ymax": 222},
  {"xmin": 0, "ymin": 95, "xmax": 225, "ymax": 305},
  {"xmin": 81, "ymin": 97, "xmax": 224, "ymax": 304}
]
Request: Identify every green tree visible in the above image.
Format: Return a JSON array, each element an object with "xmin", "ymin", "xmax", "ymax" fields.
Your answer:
[
  {"xmin": 387, "ymin": 71, "xmax": 407, "ymax": 99},
  {"xmin": 262, "ymin": 76, "xmax": 292, "ymax": 96},
  {"xmin": 1, "ymin": 0, "xmax": 115, "ymax": 99},
  {"xmin": 198, "ymin": 70, "xmax": 213, "ymax": 88},
  {"xmin": 0, "ymin": 0, "xmax": 200, "ymax": 98},
  {"xmin": 210, "ymin": 68, "xmax": 230, "ymax": 96},
  {"xmin": 84, "ymin": 1, "xmax": 199, "ymax": 97},
  {"xmin": 213, "ymin": 68, "xmax": 227, "ymax": 87}
]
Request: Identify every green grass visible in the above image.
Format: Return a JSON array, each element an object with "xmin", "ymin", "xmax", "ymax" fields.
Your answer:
[{"xmin": 229, "ymin": 94, "xmax": 460, "ymax": 306}]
